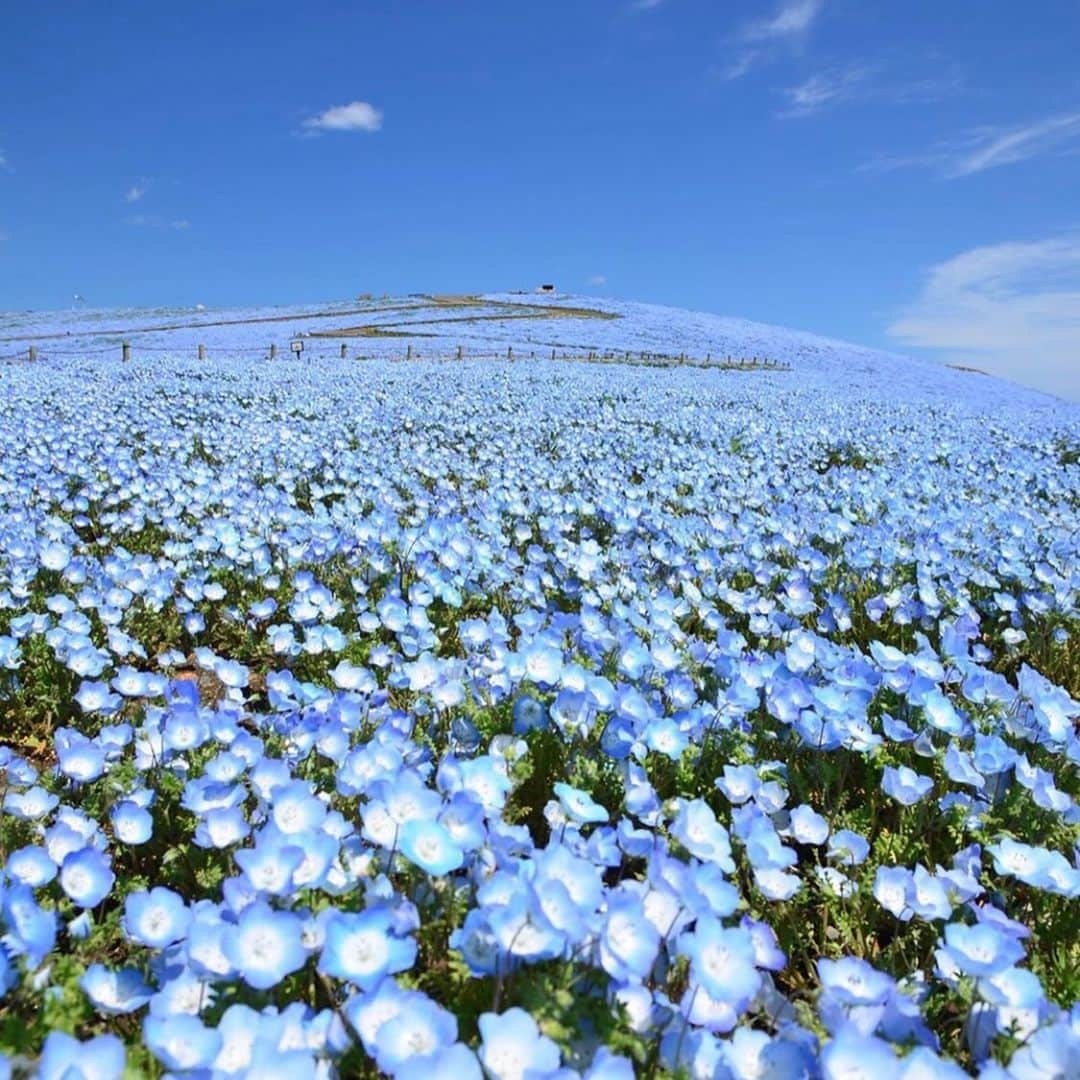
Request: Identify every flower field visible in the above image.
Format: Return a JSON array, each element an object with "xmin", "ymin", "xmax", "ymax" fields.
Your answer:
[{"xmin": 0, "ymin": 298, "xmax": 1078, "ymax": 1078}]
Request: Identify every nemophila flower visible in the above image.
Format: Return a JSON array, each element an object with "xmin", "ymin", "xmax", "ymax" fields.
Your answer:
[
  {"xmin": 478, "ymin": 1007, "xmax": 562, "ymax": 1080},
  {"xmin": 4, "ymin": 785, "xmax": 59, "ymax": 820},
  {"xmin": 222, "ymin": 900, "xmax": 307, "ymax": 990},
  {"xmin": 600, "ymin": 892, "xmax": 661, "ymax": 982},
  {"xmin": 986, "ymin": 837, "xmax": 1064, "ymax": 891},
  {"xmin": 820, "ymin": 1031, "xmax": 896, "ymax": 1079},
  {"xmin": 881, "ymin": 765, "xmax": 934, "ymax": 807},
  {"xmin": 399, "ymin": 819, "xmax": 464, "ymax": 875},
  {"xmin": 787, "ymin": 804, "xmax": 829, "ymax": 845},
  {"xmin": 908, "ymin": 865, "xmax": 954, "ymax": 921},
  {"xmin": 271, "ymin": 779, "xmax": 327, "ymax": 835},
  {"xmin": 59, "ymin": 847, "xmax": 115, "ymax": 909},
  {"xmin": 110, "ymin": 800, "xmax": 153, "ymax": 845},
  {"xmin": 828, "ymin": 829, "xmax": 870, "ymax": 866},
  {"xmin": 319, "ymin": 908, "xmax": 416, "ymax": 989},
  {"xmin": 124, "ymin": 887, "xmax": 191, "ymax": 949},
  {"xmin": 371, "ymin": 991, "xmax": 458, "ymax": 1073},
  {"xmin": 512, "ymin": 694, "xmax": 548, "ymax": 734},
  {"xmin": 522, "ymin": 641, "xmax": 564, "ymax": 688},
  {"xmin": 670, "ymin": 799, "xmax": 735, "ymax": 870},
  {"xmin": 192, "ymin": 804, "xmax": 250, "ymax": 849},
  {"xmin": 818, "ymin": 957, "xmax": 895, "ymax": 1006},
  {"xmin": 143, "ymin": 1014, "xmax": 222, "ymax": 1072},
  {"xmin": 873, "ymin": 866, "xmax": 913, "ymax": 919},
  {"xmin": 6, "ymin": 845, "xmax": 57, "ymax": 887},
  {"xmin": 553, "ymin": 781, "xmax": 608, "ymax": 825},
  {"xmin": 2, "ymin": 884, "xmax": 58, "ymax": 965},
  {"xmin": 938, "ymin": 921, "xmax": 1025, "ymax": 977},
  {"xmin": 234, "ymin": 837, "xmax": 305, "ymax": 895},
  {"xmin": 79, "ymin": 964, "xmax": 153, "ymax": 1015},
  {"xmin": 678, "ymin": 917, "xmax": 760, "ymax": 1007},
  {"xmin": 38, "ymin": 1031, "xmax": 125, "ymax": 1080}
]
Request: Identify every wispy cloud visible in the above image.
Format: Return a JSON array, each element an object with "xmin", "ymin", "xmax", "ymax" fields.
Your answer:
[
  {"xmin": 889, "ymin": 233, "xmax": 1080, "ymax": 399},
  {"xmin": 780, "ymin": 64, "xmax": 870, "ymax": 116},
  {"xmin": 587, "ymin": 274, "xmax": 608, "ymax": 287},
  {"xmin": 126, "ymin": 215, "xmax": 190, "ymax": 231},
  {"xmin": 865, "ymin": 109, "xmax": 1080, "ymax": 178},
  {"xmin": 629, "ymin": 0, "xmax": 665, "ymax": 9},
  {"xmin": 0, "ymin": 150, "xmax": 10, "ymax": 173},
  {"xmin": 724, "ymin": 0, "xmax": 823, "ymax": 80},
  {"xmin": 124, "ymin": 182, "xmax": 148, "ymax": 203},
  {"xmin": 743, "ymin": 0, "xmax": 822, "ymax": 42},
  {"xmin": 779, "ymin": 63, "xmax": 960, "ymax": 118},
  {"xmin": 302, "ymin": 100, "xmax": 383, "ymax": 134}
]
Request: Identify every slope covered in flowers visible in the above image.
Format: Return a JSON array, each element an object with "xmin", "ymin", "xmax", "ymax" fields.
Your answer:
[{"xmin": 0, "ymin": 302, "xmax": 1078, "ymax": 1078}]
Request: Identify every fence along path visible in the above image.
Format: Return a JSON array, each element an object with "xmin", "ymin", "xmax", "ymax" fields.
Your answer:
[{"xmin": 0, "ymin": 341, "xmax": 789, "ymax": 371}]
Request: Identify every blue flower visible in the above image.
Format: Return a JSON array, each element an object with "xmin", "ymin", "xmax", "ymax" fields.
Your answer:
[
  {"xmin": 599, "ymin": 893, "xmax": 661, "ymax": 982},
  {"xmin": 370, "ymin": 991, "xmax": 458, "ymax": 1073},
  {"xmin": 59, "ymin": 847, "xmax": 115, "ymax": 909},
  {"xmin": 319, "ymin": 908, "xmax": 417, "ymax": 989},
  {"xmin": 478, "ymin": 1007, "xmax": 562, "ymax": 1080},
  {"xmin": 939, "ymin": 921, "xmax": 1025, "ymax": 977},
  {"xmin": 123, "ymin": 887, "xmax": 191, "ymax": 949},
  {"xmin": 818, "ymin": 956, "xmax": 895, "ymax": 1006},
  {"xmin": 394, "ymin": 1043, "xmax": 483, "ymax": 1080},
  {"xmin": 223, "ymin": 900, "xmax": 307, "ymax": 990},
  {"xmin": 79, "ymin": 964, "xmax": 154, "ymax": 1015},
  {"xmin": 881, "ymin": 765, "xmax": 933, "ymax": 806},
  {"xmin": 678, "ymin": 916, "xmax": 760, "ymax": 1008},
  {"xmin": 38, "ymin": 1031, "xmax": 125, "ymax": 1080},
  {"xmin": 553, "ymin": 782, "xmax": 608, "ymax": 825},
  {"xmin": 399, "ymin": 819, "xmax": 465, "ymax": 875},
  {"xmin": 110, "ymin": 800, "xmax": 153, "ymax": 845},
  {"xmin": 142, "ymin": 1014, "xmax": 222, "ymax": 1072}
]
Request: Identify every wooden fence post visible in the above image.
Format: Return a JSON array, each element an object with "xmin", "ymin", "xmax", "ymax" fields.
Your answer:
[
  {"xmin": 28, "ymin": 346, "xmax": 37, "ymax": 362},
  {"xmin": 507, "ymin": 346, "xmax": 513, "ymax": 360},
  {"xmin": 198, "ymin": 344, "xmax": 206, "ymax": 361},
  {"xmin": 406, "ymin": 344, "xmax": 413, "ymax": 361},
  {"xmin": 456, "ymin": 345, "xmax": 463, "ymax": 360},
  {"xmin": 340, "ymin": 343, "xmax": 347, "ymax": 359},
  {"xmin": 269, "ymin": 344, "xmax": 277, "ymax": 360},
  {"xmin": 122, "ymin": 342, "xmax": 130, "ymax": 362}
]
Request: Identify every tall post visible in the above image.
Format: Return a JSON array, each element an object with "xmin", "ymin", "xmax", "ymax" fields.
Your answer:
[
  {"xmin": 340, "ymin": 343, "xmax": 347, "ymax": 359},
  {"xmin": 406, "ymin": 344, "xmax": 413, "ymax": 361},
  {"xmin": 269, "ymin": 344, "xmax": 277, "ymax": 360},
  {"xmin": 198, "ymin": 344, "xmax": 206, "ymax": 361},
  {"xmin": 122, "ymin": 342, "xmax": 130, "ymax": 362},
  {"xmin": 456, "ymin": 345, "xmax": 463, "ymax": 360},
  {"xmin": 507, "ymin": 346, "xmax": 513, "ymax": 361},
  {"xmin": 28, "ymin": 346, "xmax": 37, "ymax": 362}
]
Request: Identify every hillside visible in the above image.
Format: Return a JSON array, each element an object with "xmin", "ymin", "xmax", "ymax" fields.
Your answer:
[
  {"xmin": 0, "ymin": 292, "xmax": 1077, "ymax": 1076},
  {"xmin": 2, "ymin": 292, "xmax": 1069, "ymax": 411}
]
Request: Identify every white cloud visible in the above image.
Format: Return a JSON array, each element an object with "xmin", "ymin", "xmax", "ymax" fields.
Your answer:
[
  {"xmin": 0, "ymin": 150, "xmax": 9, "ymax": 172},
  {"xmin": 865, "ymin": 109, "xmax": 1080, "ymax": 178},
  {"xmin": 587, "ymin": 274, "xmax": 607, "ymax": 287},
  {"xmin": 303, "ymin": 100, "xmax": 383, "ymax": 134},
  {"xmin": 889, "ymin": 234, "xmax": 1080, "ymax": 399},
  {"xmin": 780, "ymin": 63, "xmax": 960, "ymax": 118},
  {"xmin": 126, "ymin": 214, "xmax": 191, "ymax": 231},
  {"xmin": 743, "ymin": 0, "xmax": 822, "ymax": 42},
  {"xmin": 780, "ymin": 64, "xmax": 870, "ymax": 116},
  {"xmin": 630, "ymin": 0, "xmax": 665, "ymax": 9},
  {"xmin": 124, "ymin": 183, "xmax": 147, "ymax": 203},
  {"xmin": 721, "ymin": 52, "xmax": 760, "ymax": 81},
  {"xmin": 724, "ymin": 0, "xmax": 823, "ymax": 80}
]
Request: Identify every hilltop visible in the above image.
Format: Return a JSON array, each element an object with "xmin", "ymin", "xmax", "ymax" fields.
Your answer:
[{"xmin": 2, "ymin": 292, "xmax": 1071, "ymax": 412}]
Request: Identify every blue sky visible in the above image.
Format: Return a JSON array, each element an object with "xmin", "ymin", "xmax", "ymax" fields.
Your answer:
[{"xmin": 2, "ymin": 1, "xmax": 1079, "ymax": 396}]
